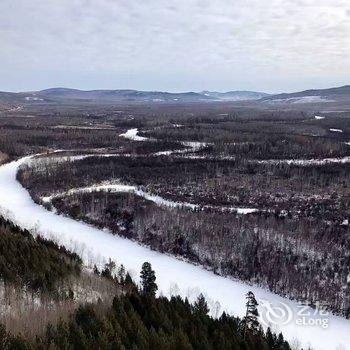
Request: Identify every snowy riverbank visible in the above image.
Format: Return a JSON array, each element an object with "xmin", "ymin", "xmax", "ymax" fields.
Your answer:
[
  {"xmin": 41, "ymin": 183, "xmax": 258, "ymax": 215},
  {"xmin": 0, "ymin": 156, "xmax": 349, "ymax": 350}
]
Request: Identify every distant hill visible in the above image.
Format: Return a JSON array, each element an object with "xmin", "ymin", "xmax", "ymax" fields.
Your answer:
[
  {"xmin": 1, "ymin": 85, "xmax": 349, "ymax": 105},
  {"xmin": 36, "ymin": 88, "xmax": 214, "ymax": 103},
  {"xmin": 0, "ymin": 88, "xmax": 271, "ymax": 105},
  {"xmin": 262, "ymin": 85, "xmax": 350, "ymax": 104},
  {"xmin": 0, "ymin": 91, "xmax": 25, "ymax": 104},
  {"xmin": 201, "ymin": 90, "xmax": 270, "ymax": 101}
]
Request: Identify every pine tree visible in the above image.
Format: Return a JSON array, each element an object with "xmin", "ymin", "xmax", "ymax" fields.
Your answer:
[
  {"xmin": 265, "ymin": 327, "xmax": 276, "ymax": 348},
  {"xmin": 140, "ymin": 262, "xmax": 158, "ymax": 297},
  {"xmin": 118, "ymin": 264, "xmax": 126, "ymax": 284},
  {"xmin": 244, "ymin": 291, "xmax": 261, "ymax": 336},
  {"xmin": 193, "ymin": 293, "xmax": 209, "ymax": 315},
  {"xmin": 105, "ymin": 259, "xmax": 116, "ymax": 274},
  {"xmin": 93, "ymin": 265, "xmax": 100, "ymax": 275}
]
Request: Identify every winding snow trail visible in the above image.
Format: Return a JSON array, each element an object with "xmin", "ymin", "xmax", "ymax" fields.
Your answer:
[
  {"xmin": 119, "ymin": 128, "xmax": 210, "ymax": 154},
  {"xmin": 0, "ymin": 157, "xmax": 350, "ymax": 350},
  {"xmin": 41, "ymin": 183, "xmax": 257, "ymax": 214},
  {"xmin": 257, "ymin": 156, "xmax": 350, "ymax": 166}
]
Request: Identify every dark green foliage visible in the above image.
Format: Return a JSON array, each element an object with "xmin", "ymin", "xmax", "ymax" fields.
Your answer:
[
  {"xmin": 265, "ymin": 328, "xmax": 291, "ymax": 350},
  {"xmin": 0, "ymin": 216, "xmax": 81, "ymax": 292},
  {"xmin": 244, "ymin": 291, "xmax": 261, "ymax": 336},
  {"xmin": 0, "ymin": 290, "xmax": 290, "ymax": 350},
  {"xmin": 193, "ymin": 293, "xmax": 209, "ymax": 316},
  {"xmin": 140, "ymin": 262, "xmax": 158, "ymax": 297}
]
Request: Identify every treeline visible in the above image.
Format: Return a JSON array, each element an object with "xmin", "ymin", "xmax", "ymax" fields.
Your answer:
[
  {"xmin": 0, "ymin": 126, "xmax": 124, "ymax": 159},
  {"xmin": 18, "ymin": 155, "xmax": 350, "ymax": 219},
  {"xmin": 0, "ymin": 216, "xmax": 82, "ymax": 293},
  {"xmin": 0, "ymin": 276, "xmax": 290, "ymax": 350},
  {"xmin": 140, "ymin": 119, "xmax": 350, "ymax": 159},
  {"xmin": 205, "ymin": 135, "xmax": 350, "ymax": 160},
  {"xmin": 0, "ymin": 124, "xmax": 186, "ymax": 161}
]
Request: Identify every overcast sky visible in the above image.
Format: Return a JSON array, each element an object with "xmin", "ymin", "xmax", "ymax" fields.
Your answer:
[{"xmin": 1, "ymin": 0, "xmax": 350, "ymax": 93}]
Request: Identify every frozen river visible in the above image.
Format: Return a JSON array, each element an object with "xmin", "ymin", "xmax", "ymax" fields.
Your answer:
[{"xmin": 0, "ymin": 155, "xmax": 349, "ymax": 350}]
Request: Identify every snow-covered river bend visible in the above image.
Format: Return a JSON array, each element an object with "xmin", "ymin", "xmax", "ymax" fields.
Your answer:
[{"xmin": 0, "ymin": 155, "xmax": 349, "ymax": 350}]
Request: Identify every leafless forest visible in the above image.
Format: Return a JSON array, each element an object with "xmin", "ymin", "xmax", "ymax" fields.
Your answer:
[{"xmin": 1, "ymin": 98, "xmax": 349, "ymax": 321}]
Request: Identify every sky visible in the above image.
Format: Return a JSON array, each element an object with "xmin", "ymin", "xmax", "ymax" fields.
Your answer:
[{"xmin": 1, "ymin": 0, "xmax": 350, "ymax": 93}]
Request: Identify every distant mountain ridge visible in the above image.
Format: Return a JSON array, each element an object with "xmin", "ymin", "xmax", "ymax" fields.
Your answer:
[
  {"xmin": 38, "ymin": 88, "xmax": 213, "ymax": 102},
  {"xmin": 201, "ymin": 90, "xmax": 269, "ymax": 101},
  {"xmin": 1, "ymin": 85, "xmax": 349, "ymax": 105},
  {"xmin": 262, "ymin": 85, "xmax": 350, "ymax": 104},
  {"xmin": 0, "ymin": 87, "xmax": 271, "ymax": 104}
]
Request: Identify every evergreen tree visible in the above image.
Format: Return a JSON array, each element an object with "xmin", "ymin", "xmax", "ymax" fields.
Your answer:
[
  {"xmin": 265, "ymin": 327, "xmax": 276, "ymax": 348},
  {"xmin": 140, "ymin": 262, "xmax": 158, "ymax": 297},
  {"xmin": 244, "ymin": 291, "xmax": 261, "ymax": 336},
  {"xmin": 118, "ymin": 264, "xmax": 126, "ymax": 284},
  {"xmin": 276, "ymin": 333, "xmax": 291, "ymax": 350},
  {"xmin": 0, "ymin": 289, "xmax": 291, "ymax": 350},
  {"xmin": 193, "ymin": 293, "xmax": 209, "ymax": 315},
  {"xmin": 93, "ymin": 265, "xmax": 100, "ymax": 275},
  {"xmin": 105, "ymin": 259, "xmax": 116, "ymax": 274}
]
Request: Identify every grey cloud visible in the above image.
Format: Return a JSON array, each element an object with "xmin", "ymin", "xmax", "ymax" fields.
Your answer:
[{"xmin": 0, "ymin": 0, "xmax": 349, "ymax": 92}]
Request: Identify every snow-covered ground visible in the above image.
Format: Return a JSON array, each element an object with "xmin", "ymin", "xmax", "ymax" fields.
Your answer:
[
  {"xmin": 119, "ymin": 128, "xmax": 210, "ymax": 154},
  {"xmin": 41, "ymin": 183, "xmax": 258, "ymax": 215},
  {"xmin": 266, "ymin": 96, "xmax": 332, "ymax": 104},
  {"xmin": 42, "ymin": 183, "xmax": 198, "ymax": 211},
  {"xmin": 0, "ymin": 156, "xmax": 349, "ymax": 349},
  {"xmin": 181, "ymin": 141, "xmax": 209, "ymax": 149},
  {"xmin": 8, "ymin": 106, "xmax": 22, "ymax": 112},
  {"xmin": 257, "ymin": 156, "xmax": 350, "ymax": 166},
  {"xmin": 119, "ymin": 128, "xmax": 148, "ymax": 141},
  {"xmin": 25, "ymin": 96, "xmax": 43, "ymax": 101}
]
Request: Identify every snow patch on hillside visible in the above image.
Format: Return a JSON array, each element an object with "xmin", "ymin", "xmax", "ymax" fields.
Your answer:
[
  {"xmin": 267, "ymin": 96, "xmax": 332, "ymax": 104},
  {"xmin": 119, "ymin": 128, "xmax": 148, "ymax": 141},
  {"xmin": 25, "ymin": 96, "xmax": 43, "ymax": 101}
]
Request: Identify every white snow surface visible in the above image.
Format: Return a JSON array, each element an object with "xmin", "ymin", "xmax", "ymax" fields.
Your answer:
[
  {"xmin": 0, "ymin": 156, "xmax": 350, "ymax": 350},
  {"xmin": 257, "ymin": 156, "xmax": 350, "ymax": 166},
  {"xmin": 181, "ymin": 141, "xmax": 209, "ymax": 149},
  {"xmin": 267, "ymin": 96, "xmax": 332, "ymax": 104},
  {"xmin": 41, "ymin": 183, "xmax": 257, "ymax": 215},
  {"xmin": 42, "ymin": 183, "xmax": 198, "ymax": 211},
  {"xmin": 294, "ymin": 96, "xmax": 331, "ymax": 103},
  {"xmin": 119, "ymin": 128, "xmax": 148, "ymax": 141},
  {"xmin": 119, "ymin": 128, "xmax": 209, "ymax": 153},
  {"xmin": 25, "ymin": 96, "xmax": 43, "ymax": 101}
]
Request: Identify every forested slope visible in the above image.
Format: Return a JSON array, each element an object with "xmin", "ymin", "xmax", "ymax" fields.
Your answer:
[
  {"xmin": 0, "ymin": 289, "xmax": 290, "ymax": 350},
  {"xmin": 0, "ymin": 217, "xmax": 290, "ymax": 350},
  {"xmin": 0, "ymin": 216, "xmax": 82, "ymax": 292}
]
